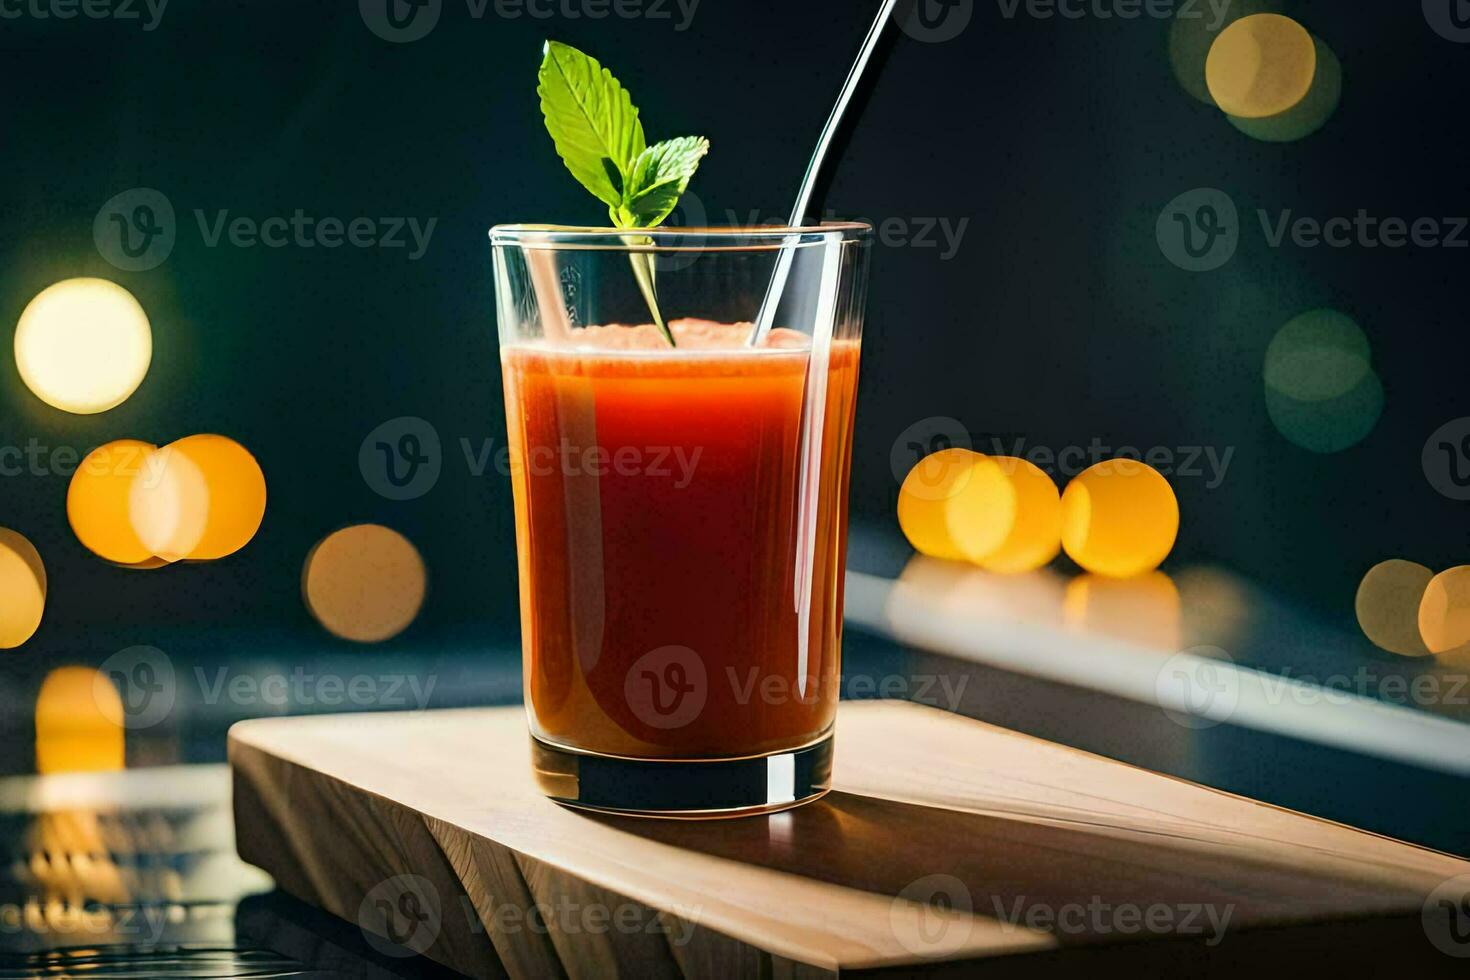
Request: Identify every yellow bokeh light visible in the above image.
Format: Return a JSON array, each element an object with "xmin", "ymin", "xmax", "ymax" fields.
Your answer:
[
  {"xmin": 303, "ymin": 524, "xmax": 427, "ymax": 643},
  {"xmin": 1168, "ymin": 0, "xmax": 1277, "ymax": 105},
  {"xmin": 1061, "ymin": 460, "xmax": 1179, "ymax": 579},
  {"xmin": 164, "ymin": 435, "xmax": 267, "ymax": 560},
  {"xmin": 68, "ymin": 440, "xmax": 158, "ymax": 565},
  {"xmin": 897, "ymin": 450, "xmax": 1016, "ymax": 562},
  {"xmin": 1206, "ymin": 13, "xmax": 1316, "ymax": 120},
  {"xmin": 93, "ymin": 434, "xmax": 267, "ymax": 565},
  {"xmin": 0, "ymin": 528, "xmax": 46, "ymax": 649},
  {"xmin": 35, "ymin": 667, "xmax": 124, "ymax": 774},
  {"xmin": 129, "ymin": 443, "xmax": 208, "ymax": 562},
  {"xmin": 1229, "ymin": 35, "xmax": 1342, "ymax": 143},
  {"xmin": 1063, "ymin": 572, "xmax": 1181, "ymax": 650},
  {"xmin": 13, "ymin": 278, "xmax": 152, "ymax": 415},
  {"xmin": 1355, "ymin": 559, "xmax": 1433, "ymax": 657},
  {"xmin": 1419, "ymin": 566, "xmax": 1470, "ymax": 663},
  {"xmin": 978, "ymin": 457, "xmax": 1062, "ymax": 575}
]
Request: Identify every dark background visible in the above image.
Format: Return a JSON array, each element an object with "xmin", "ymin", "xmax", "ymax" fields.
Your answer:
[{"xmin": 0, "ymin": 2, "xmax": 1466, "ymax": 750}]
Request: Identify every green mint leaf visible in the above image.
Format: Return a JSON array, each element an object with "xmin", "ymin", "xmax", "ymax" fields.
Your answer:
[
  {"xmin": 537, "ymin": 41, "xmax": 646, "ymax": 208},
  {"xmin": 622, "ymin": 136, "xmax": 710, "ymax": 228},
  {"xmin": 537, "ymin": 42, "xmax": 708, "ymax": 347},
  {"xmin": 600, "ymin": 158, "xmax": 624, "ymax": 200}
]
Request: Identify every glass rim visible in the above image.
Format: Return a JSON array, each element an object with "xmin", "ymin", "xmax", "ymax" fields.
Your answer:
[{"xmin": 489, "ymin": 222, "xmax": 872, "ymax": 252}]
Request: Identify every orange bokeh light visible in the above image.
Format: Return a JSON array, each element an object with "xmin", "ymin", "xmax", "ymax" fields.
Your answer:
[
  {"xmin": 68, "ymin": 440, "xmax": 158, "ymax": 565},
  {"xmin": 1061, "ymin": 460, "xmax": 1179, "ymax": 579}
]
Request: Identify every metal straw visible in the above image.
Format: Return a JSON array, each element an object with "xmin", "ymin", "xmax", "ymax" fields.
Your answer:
[{"xmin": 748, "ymin": 0, "xmax": 900, "ymax": 345}]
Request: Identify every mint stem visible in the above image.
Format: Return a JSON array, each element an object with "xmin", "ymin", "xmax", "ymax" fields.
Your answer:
[{"xmin": 627, "ymin": 250, "xmax": 675, "ymax": 347}]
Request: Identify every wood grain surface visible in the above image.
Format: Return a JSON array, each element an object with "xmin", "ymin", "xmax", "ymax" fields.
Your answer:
[{"xmin": 229, "ymin": 701, "xmax": 1470, "ymax": 977}]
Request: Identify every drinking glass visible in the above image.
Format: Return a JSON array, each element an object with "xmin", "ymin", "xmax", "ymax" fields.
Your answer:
[{"xmin": 491, "ymin": 223, "xmax": 871, "ymax": 817}]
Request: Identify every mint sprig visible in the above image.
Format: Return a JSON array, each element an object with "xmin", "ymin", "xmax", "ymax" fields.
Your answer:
[
  {"xmin": 538, "ymin": 40, "xmax": 709, "ymax": 346},
  {"xmin": 619, "ymin": 135, "xmax": 710, "ymax": 228}
]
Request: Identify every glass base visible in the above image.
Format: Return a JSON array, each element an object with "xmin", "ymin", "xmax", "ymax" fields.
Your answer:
[{"xmin": 530, "ymin": 732, "xmax": 834, "ymax": 819}]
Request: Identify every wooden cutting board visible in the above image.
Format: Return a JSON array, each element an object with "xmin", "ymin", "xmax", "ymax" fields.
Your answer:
[{"xmin": 229, "ymin": 701, "xmax": 1470, "ymax": 977}]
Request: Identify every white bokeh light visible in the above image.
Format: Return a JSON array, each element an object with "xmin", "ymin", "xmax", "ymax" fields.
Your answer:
[{"xmin": 14, "ymin": 278, "xmax": 152, "ymax": 414}]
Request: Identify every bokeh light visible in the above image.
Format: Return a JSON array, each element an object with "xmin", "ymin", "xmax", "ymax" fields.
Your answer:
[
  {"xmin": 1169, "ymin": 0, "xmax": 1277, "ymax": 105},
  {"xmin": 1205, "ymin": 13, "xmax": 1316, "ymax": 119},
  {"xmin": 1419, "ymin": 566, "xmax": 1470, "ymax": 663},
  {"xmin": 1229, "ymin": 36, "xmax": 1341, "ymax": 142},
  {"xmin": 897, "ymin": 449, "xmax": 1017, "ymax": 562},
  {"xmin": 1264, "ymin": 309, "xmax": 1371, "ymax": 402},
  {"xmin": 1355, "ymin": 559, "xmax": 1434, "ymax": 657},
  {"xmin": 35, "ymin": 667, "xmax": 124, "ymax": 774},
  {"xmin": 1265, "ymin": 369, "xmax": 1383, "ymax": 454},
  {"xmin": 67, "ymin": 440, "xmax": 158, "ymax": 565},
  {"xmin": 129, "ymin": 444, "xmax": 208, "ymax": 563},
  {"xmin": 978, "ymin": 457, "xmax": 1062, "ymax": 575},
  {"xmin": 0, "ymin": 528, "xmax": 47, "ymax": 649},
  {"xmin": 13, "ymin": 278, "xmax": 152, "ymax": 414},
  {"xmin": 163, "ymin": 435, "xmax": 268, "ymax": 560},
  {"xmin": 1064, "ymin": 571, "xmax": 1181, "ymax": 650},
  {"xmin": 1060, "ymin": 460, "xmax": 1179, "ymax": 579},
  {"xmin": 303, "ymin": 524, "xmax": 427, "ymax": 643},
  {"xmin": 127, "ymin": 434, "xmax": 267, "ymax": 562},
  {"xmin": 1264, "ymin": 310, "xmax": 1383, "ymax": 453}
]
